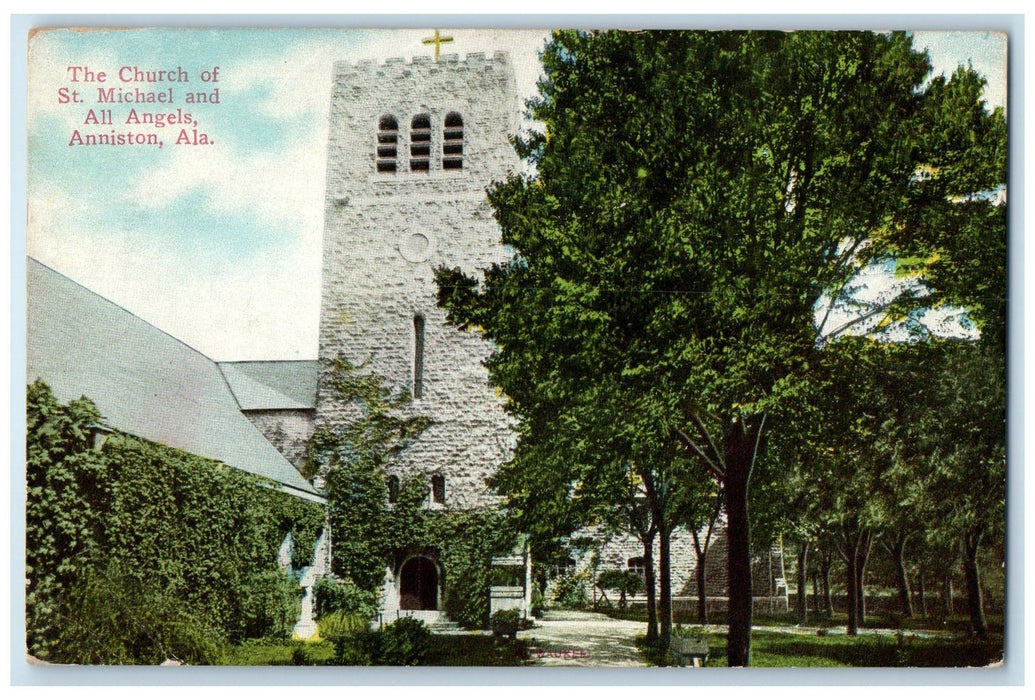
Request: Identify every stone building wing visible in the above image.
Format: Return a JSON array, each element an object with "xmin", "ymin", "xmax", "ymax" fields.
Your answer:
[
  {"xmin": 26, "ymin": 257, "xmax": 322, "ymax": 503},
  {"xmin": 218, "ymin": 360, "xmax": 319, "ymax": 468}
]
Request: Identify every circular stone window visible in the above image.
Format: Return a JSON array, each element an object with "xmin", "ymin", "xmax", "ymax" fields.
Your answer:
[{"xmin": 400, "ymin": 233, "xmax": 433, "ymax": 263}]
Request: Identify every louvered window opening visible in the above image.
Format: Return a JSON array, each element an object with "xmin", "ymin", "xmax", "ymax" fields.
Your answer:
[
  {"xmin": 410, "ymin": 115, "xmax": 432, "ymax": 172},
  {"xmin": 443, "ymin": 113, "xmax": 463, "ymax": 170},
  {"xmin": 377, "ymin": 115, "xmax": 399, "ymax": 173}
]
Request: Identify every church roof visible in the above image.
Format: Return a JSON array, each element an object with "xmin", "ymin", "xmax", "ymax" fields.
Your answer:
[
  {"xmin": 217, "ymin": 360, "xmax": 318, "ymax": 410},
  {"xmin": 26, "ymin": 258, "xmax": 323, "ymax": 503}
]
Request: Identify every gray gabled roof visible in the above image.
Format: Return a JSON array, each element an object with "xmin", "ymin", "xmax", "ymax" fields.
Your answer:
[
  {"xmin": 26, "ymin": 258, "xmax": 323, "ymax": 503},
  {"xmin": 218, "ymin": 361, "xmax": 318, "ymax": 410}
]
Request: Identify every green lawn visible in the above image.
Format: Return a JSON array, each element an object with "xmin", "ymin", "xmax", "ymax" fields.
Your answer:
[
  {"xmin": 670, "ymin": 630, "xmax": 1004, "ymax": 668},
  {"xmin": 221, "ymin": 638, "xmax": 336, "ymax": 666},
  {"xmin": 748, "ymin": 630, "xmax": 1000, "ymax": 667},
  {"xmin": 222, "ymin": 633, "xmax": 529, "ymax": 666},
  {"xmin": 221, "ymin": 620, "xmax": 1002, "ymax": 668}
]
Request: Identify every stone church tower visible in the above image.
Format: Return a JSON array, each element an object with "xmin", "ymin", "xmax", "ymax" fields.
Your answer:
[{"xmin": 315, "ymin": 51, "xmax": 521, "ymax": 618}]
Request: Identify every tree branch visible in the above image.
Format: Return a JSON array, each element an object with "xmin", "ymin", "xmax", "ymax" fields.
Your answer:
[
  {"xmin": 671, "ymin": 425, "xmax": 725, "ymax": 480},
  {"xmin": 746, "ymin": 413, "xmax": 767, "ymax": 483},
  {"xmin": 691, "ymin": 412, "xmax": 727, "ymax": 471}
]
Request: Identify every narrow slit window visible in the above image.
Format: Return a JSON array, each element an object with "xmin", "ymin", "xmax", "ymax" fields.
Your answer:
[
  {"xmin": 387, "ymin": 475, "xmax": 400, "ymax": 504},
  {"xmin": 442, "ymin": 112, "xmax": 463, "ymax": 170},
  {"xmin": 410, "ymin": 114, "xmax": 431, "ymax": 172},
  {"xmin": 377, "ymin": 115, "xmax": 398, "ymax": 173},
  {"xmin": 431, "ymin": 475, "xmax": 445, "ymax": 504},
  {"xmin": 413, "ymin": 315, "xmax": 425, "ymax": 399}
]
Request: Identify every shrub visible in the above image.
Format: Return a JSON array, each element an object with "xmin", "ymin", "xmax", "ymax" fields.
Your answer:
[
  {"xmin": 530, "ymin": 586, "xmax": 545, "ymax": 616},
  {"xmin": 552, "ymin": 571, "xmax": 589, "ymax": 610},
  {"xmin": 490, "ymin": 609, "xmax": 521, "ymax": 639},
  {"xmin": 597, "ymin": 569, "xmax": 643, "ymax": 609},
  {"xmin": 314, "ymin": 577, "xmax": 378, "ymax": 620},
  {"xmin": 319, "ymin": 610, "xmax": 370, "ymax": 640},
  {"xmin": 49, "ymin": 561, "xmax": 226, "ymax": 665},
  {"xmin": 375, "ymin": 617, "xmax": 431, "ymax": 665},
  {"xmin": 320, "ymin": 611, "xmax": 376, "ymax": 665},
  {"xmin": 239, "ymin": 570, "xmax": 303, "ymax": 640},
  {"xmin": 291, "ymin": 644, "xmax": 314, "ymax": 666},
  {"xmin": 322, "ymin": 614, "xmax": 430, "ymax": 666}
]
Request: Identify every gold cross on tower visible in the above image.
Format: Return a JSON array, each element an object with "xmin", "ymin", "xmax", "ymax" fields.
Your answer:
[{"xmin": 422, "ymin": 29, "xmax": 454, "ymax": 62}]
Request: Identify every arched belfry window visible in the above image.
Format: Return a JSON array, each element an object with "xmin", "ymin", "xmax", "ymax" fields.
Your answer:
[
  {"xmin": 442, "ymin": 113, "xmax": 463, "ymax": 170},
  {"xmin": 376, "ymin": 115, "xmax": 399, "ymax": 173},
  {"xmin": 410, "ymin": 114, "xmax": 431, "ymax": 172}
]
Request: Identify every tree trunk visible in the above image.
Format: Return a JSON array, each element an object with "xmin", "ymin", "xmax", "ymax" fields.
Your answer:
[
  {"xmin": 890, "ymin": 534, "xmax": 913, "ymax": 618},
  {"xmin": 658, "ymin": 524, "xmax": 673, "ymax": 652},
  {"xmin": 695, "ymin": 554, "xmax": 708, "ymax": 625},
  {"xmin": 843, "ymin": 540, "xmax": 859, "ymax": 636},
  {"xmin": 811, "ymin": 568, "xmax": 820, "ymax": 619},
  {"xmin": 837, "ymin": 527, "xmax": 870, "ymax": 636},
  {"xmin": 962, "ymin": 533, "xmax": 987, "ymax": 636},
  {"xmin": 643, "ymin": 534, "xmax": 658, "ymax": 644},
  {"xmin": 821, "ymin": 552, "xmax": 833, "ymax": 619},
  {"xmin": 943, "ymin": 574, "xmax": 954, "ymax": 617},
  {"xmin": 855, "ymin": 532, "xmax": 872, "ymax": 627},
  {"xmin": 795, "ymin": 540, "xmax": 809, "ymax": 624},
  {"xmin": 691, "ymin": 512, "xmax": 718, "ymax": 626},
  {"xmin": 916, "ymin": 570, "xmax": 927, "ymax": 617},
  {"xmin": 723, "ymin": 421, "xmax": 758, "ymax": 667}
]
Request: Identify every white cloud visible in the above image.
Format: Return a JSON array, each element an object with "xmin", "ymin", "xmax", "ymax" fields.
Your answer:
[{"xmin": 127, "ymin": 128, "xmax": 325, "ymax": 239}]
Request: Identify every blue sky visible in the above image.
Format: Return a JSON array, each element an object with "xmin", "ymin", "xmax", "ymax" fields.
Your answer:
[{"xmin": 26, "ymin": 29, "xmax": 1007, "ymax": 360}]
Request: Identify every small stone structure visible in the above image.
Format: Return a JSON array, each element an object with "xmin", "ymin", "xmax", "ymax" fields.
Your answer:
[
  {"xmin": 489, "ymin": 586, "xmax": 527, "ymax": 616},
  {"xmin": 556, "ymin": 521, "xmax": 790, "ymax": 615}
]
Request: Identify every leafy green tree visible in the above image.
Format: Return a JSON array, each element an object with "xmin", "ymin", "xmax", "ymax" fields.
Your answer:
[
  {"xmin": 437, "ymin": 30, "xmax": 1003, "ymax": 665},
  {"xmin": 684, "ymin": 484, "xmax": 724, "ymax": 625},
  {"xmin": 803, "ymin": 338, "xmax": 936, "ymax": 633},
  {"xmin": 871, "ymin": 67, "xmax": 1007, "ymax": 352},
  {"xmin": 920, "ymin": 344, "xmax": 1005, "ymax": 635},
  {"xmin": 756, "ymin": 420, "xmax": 826, "ymax": 625},
  {"xmin": 597, "ymin": 569, "xmax": 644, "ymax": 610},
  {"xmin": 482, "ymin": 374, "xmax": 684, "ymax": 644}
]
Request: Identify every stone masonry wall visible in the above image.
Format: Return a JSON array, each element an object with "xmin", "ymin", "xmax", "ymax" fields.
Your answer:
[
  {"xmin": 315, "ymin": 53, "xmax": 521, "ymax": 510},
  {"xmin": 566, "ymin": 522, "xmax": 785, "ymax": 602}
]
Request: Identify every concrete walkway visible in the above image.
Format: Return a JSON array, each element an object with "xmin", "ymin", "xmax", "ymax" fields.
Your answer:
[
  {"xmin": 514, "ymin": 612, "xmax": 956, "ymax": 667},
  {"xmin": 517, "ymin": 611, "xmax": 649, "ymax": 667},
  {"xmin": 514, "ymin": 611, "xmax": 957, "ymax": 667}
]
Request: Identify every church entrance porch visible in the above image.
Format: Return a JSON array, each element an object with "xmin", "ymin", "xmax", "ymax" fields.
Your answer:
[{"xmin": 399, "ymin": 555, "xmax": 440, "ymax": 611}]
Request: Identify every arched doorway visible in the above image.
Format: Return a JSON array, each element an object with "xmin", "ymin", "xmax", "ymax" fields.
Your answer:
[{"xmin": 399, "ymin": 556, "xmax": 439, "ymax": 610}]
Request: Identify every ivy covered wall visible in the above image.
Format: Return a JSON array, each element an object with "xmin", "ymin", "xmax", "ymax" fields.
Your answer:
[{"xmin": 25, "ymin": 380, "xmax": 325, "ymax": 664}]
